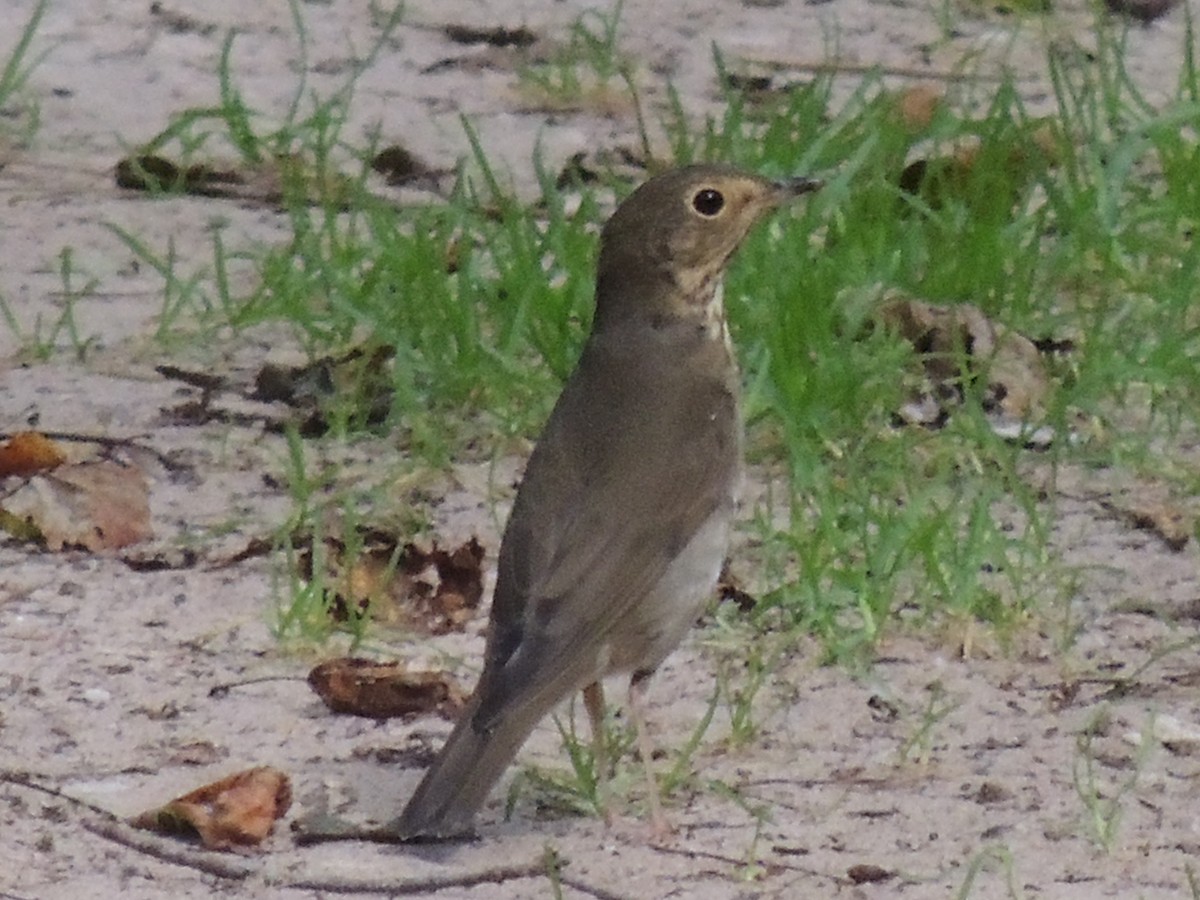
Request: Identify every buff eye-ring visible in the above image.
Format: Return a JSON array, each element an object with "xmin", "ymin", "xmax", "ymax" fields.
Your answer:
[{"xmin": 692, "ymin": 188, "xmax": 725, "ymax": 217}]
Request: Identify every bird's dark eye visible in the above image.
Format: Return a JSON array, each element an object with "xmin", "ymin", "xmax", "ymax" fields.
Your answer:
[{"xmin": 692, "ymin": 188, "xmax": 725, "ymax": 217}]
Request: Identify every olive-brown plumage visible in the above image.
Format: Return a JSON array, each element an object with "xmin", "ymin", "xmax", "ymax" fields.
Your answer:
[{"xmin": 391, "ymin": 164, "xmax": 819, "ymax": 840}]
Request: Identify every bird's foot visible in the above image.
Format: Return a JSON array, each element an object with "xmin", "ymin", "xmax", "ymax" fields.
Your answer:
[
  {"xmin": 291, "ymin": 812, "xmax": 400, "ymax": 845},
  {"xmin": 595, "ymin": 805, "xmax": 676, "ymax": 847},
  {"xmin": 646, "ymin": 808, "xmax": 677, "ymax": 847},
  {"xmin": 291, "ymin": 812, "xmax": 476, "ymax": 845}
]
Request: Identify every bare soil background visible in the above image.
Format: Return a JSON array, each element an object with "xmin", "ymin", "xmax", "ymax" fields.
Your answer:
[{"xmin": 2, "ymin": 1, "xmax": 1200, "ymax": 898}]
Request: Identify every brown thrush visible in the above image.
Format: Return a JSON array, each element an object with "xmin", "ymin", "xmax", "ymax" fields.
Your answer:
[{"xmin": 392, "ymin": 163, "xmax": 820, "ymax": 840}]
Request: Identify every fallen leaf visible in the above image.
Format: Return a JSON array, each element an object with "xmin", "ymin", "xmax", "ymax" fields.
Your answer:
[
  {"xmin": 298, "ymin": 531, "xmax": 485, "ymax": 634},
  {"xmin": 370, "ymin": 144, "xmax": 430, "ymax": 185},
  {"xmin": 369, "ymin": 144, "xmax": 454, "ymax": 191},
  {"xmin": 1, "ymin": 459, "xmax": 152, "ymax": 550},
  {"xmin": 148, "ymin": 2, "xmax": 216, "ymax": 35},
  {"xmin": 252, "ymin": 344, "xmax": 396, "ymax": 437},
  {"xmin": 716, "ymin": 562, "xmax": 757, "ymax": 612},
  {"xmin": 0, "ymin": 431, "xmax": 67, "ymax": 477},
  {"xmin": 847, "ymin": 863, "xmax": 893, "ymax": 884},
  {"xmin": 115, "ymin": 152, "xmax": 356, "ymax": 208},
  {"xmin": 895, "ymin": 83, "xmax": 942, "ymax": 132},
  {"xmin": 554, "ymin": 145, "xmax": 650, "ymax": 191},
  {"xmin": 442, "ymin": 23, "xmax": 538, "ymax": 47},
  {"xmin": 308, "ymin": 658, "xmax": 466, "ymax": 719},
  {"xmin": 877, "ymin": 296, "xmax": 1054, "ymax": 440},
  {"xmin": 973, "ymin": 781, "xmax": 1012, "ymax": 804},
  {"xmin": 899, "ymin": 120, "xmax": 1061, "ymax": 211},
  {"xmin": 720, "ymin": 70, "xmax": 784, "ymax": 104},
  {"xmin": 122, "ymin": 547, "xmax": 200, "ymax": 572},
  {"xmin": 1098, "ymin": 483, "xmax": 1194, "ymax": 551},
  {"xmin": 389, "ymin": 538, "xmax": 486, "ymax": 632},
  {"xmin": 1123, "ymin": 499, "xmax": 1192, "ymax": 551},
  {"xmin": 129, "ymin": 767, "xmax": 291, "ymax": 851},
  {"xmin": 115, "ymin": 154, "xmax": 241, "ymax": 195}
]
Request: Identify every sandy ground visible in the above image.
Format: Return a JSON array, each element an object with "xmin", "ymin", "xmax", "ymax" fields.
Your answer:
[{"xmin": 3, "ymin": 1, "xmax": 1200, "ymax": 898}]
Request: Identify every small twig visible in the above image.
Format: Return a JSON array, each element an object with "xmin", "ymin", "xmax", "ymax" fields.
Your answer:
[
  {"xmin": 282, "ymin": 860, "xmax": 545, "ymax": 895},
  {"xmin": 739, "ymin": 773, "xmax": 891, "ymax": 789},
  {"xmin": 650, "ymin": 841, "xmax": 836, "ymax": 881},
  {"xmin": 208, "ymin": 674, "xmax": 305, "ymax": 698},
  {"xmin": 0, "ymin": 769, "xmax": 114, "ymax": 818},
  {"xmin": 204, "ymin": 536, "xmax": 276, "ymax": 570},
  {"xmin": 1028, "ymin": 634, "xmax": 1200, "ymax": 701},
  {"xmin": 82, "ymin": 817, "xmax": 258, "ymax": 880},
  {"xmin": 294, "ymin": 826, "xmax": 629, "ymax": 897},
  {"xmin": 154, "ymin": 364, "xmax": 228, "ymax": 392},
  {"xmin": 558, "ymin": 875, "xmax": 638, "ymax": 900},
  {"xmin": 733, "ymin": 54, "xmax": 1034, "ymax": 83}
]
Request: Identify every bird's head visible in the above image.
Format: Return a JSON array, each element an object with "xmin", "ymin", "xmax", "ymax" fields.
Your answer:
[{"xmin": 593, "ymin": 164, "xmax": 820, "ymax": 332}]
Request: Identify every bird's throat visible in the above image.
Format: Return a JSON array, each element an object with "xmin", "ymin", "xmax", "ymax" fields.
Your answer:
[{"xmin": 697, "ymin": 277, "xmax": 732, "ymax": 351}]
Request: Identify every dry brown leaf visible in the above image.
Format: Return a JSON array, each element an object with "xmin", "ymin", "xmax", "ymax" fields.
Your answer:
[
  {"xmin": 1125, "ymin": 500, "xmax": 1191, "ymax": 551},
  {"xmin": 300, "ymin": 532, "xmax": 485, "ymax": 634},
  {"xmin": 0, "ymin": 431, "xmax": 67, "ymax": 477},
  {"xmin": 115, "ymin": 152, "xmax": 356, "ymax": 208},
  {"xmin": 442, "ymin": 23, "xmax": 539, "ymax": 47},
  {"xmin": 895, "ymin": 84, "xmax": 943, "ymax": 132},
  {"xmin": 115, "ymin": 154, "xmax": 242, "ymax": 195},
  {"xmin": 848, "ymin": 864, "xmax": 894, "ymax": 885},
  {"xmin": 252, "ymin": 344, "xmax": 395, "ymax": 437},
  {"xmin": 0, "ymin": 459, "xmax": 152, "ymax": 550},
  {"xmin": 899, "ymin": 121, "xmax": 1061, "ymax": 210},
  {"xmin": 148, "ymin": 2, "xmax": 217, "ymax": 36},
  {"xmin": 370, "ymin": 144, "xmax": 431, "ymax": 185},
  {"xmin": 878, "ymin": 297, "xmax": 1050, "ymax": 422},
  {"xmin": 1108, "ymin": 492, "xmax": 1194, "ymax": 552},
  {"xmin": 388, "ymin": 538, "xmax": 486, "ymax": 632},
  {"xmin": 368, "ymin": 143, "xmax": 454, "ymax": 191},
  {"xmin": 308, "ymin": 658, "xmax": 466, "ymax": 719},
  {"xmin": 553, "ymin": 145, "xmax": 652, "ymax": 191},
  {"xmin": 129, "ymin": 767, "xmax": 292, "ymax": 851},
  {"xmin": 717, "ymin": 561, "xmax": 757, "ymax": 613},
  {"xmin": 721, "ymin": 71, "xmax": 776, "ymax": 101}
]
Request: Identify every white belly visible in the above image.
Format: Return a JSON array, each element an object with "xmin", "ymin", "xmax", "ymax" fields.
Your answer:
[{"xmin": 609, "ymin": 507, "xmax": 732, "ymax": 676}]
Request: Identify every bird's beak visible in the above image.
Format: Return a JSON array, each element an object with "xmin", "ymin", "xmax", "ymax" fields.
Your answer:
[{"xmin": 774, "ymin": 176, "xmax": 823, "ymax": 201}]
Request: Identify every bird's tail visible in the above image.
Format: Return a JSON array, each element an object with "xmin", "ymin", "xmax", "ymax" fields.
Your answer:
[{"xmin": 388, "ymin": 694, "xmax": 535, "ymax": 840}]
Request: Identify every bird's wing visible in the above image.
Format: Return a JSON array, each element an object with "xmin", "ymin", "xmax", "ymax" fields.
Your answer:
[{"xmin": 474, "ymin": 326, "xmax": 739, "ymax": 727}]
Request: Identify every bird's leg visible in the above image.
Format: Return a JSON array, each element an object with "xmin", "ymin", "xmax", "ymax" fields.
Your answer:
[
  {"xmin": 628, "ymin": 669, "xmax": 671, "ymax": 840},
  {"xmin": 582, "ymin": 681, "xmax": 612, "ymax": 824}
]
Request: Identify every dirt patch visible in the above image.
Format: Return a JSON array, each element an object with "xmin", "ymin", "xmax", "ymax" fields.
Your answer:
[{"xmin": 2, "ymin": 2, "xmax": 1199, "ymax": 898}]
